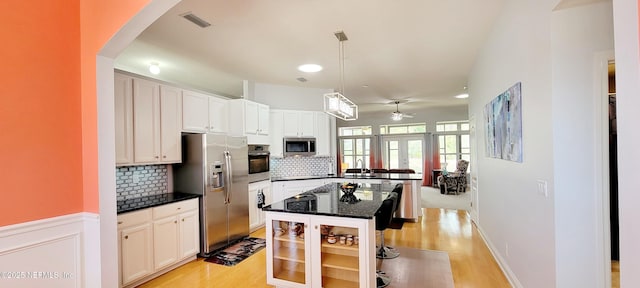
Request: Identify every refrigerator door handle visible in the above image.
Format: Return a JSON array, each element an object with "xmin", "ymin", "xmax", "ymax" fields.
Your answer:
[{"xmin": 224, "ymin": 150, "xmax": 232, "ymax": 204}]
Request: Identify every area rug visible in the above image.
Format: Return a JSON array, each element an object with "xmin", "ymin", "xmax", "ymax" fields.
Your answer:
[
  {"xmin": 204, "ymin": 237, "xmax": 266, "ymax": 266},
  {"xmin": 377, "ymin": 247, "xmax": 454, "ymax": 288},
  {"xmin": 421, "ymin": 186, "xmax": 470, "ymax": 211}
]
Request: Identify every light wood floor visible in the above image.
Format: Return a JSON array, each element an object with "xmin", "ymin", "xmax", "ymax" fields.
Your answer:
[{"xmin": 139, "ymin": 208, "xmax": 511, "ymax": 287}]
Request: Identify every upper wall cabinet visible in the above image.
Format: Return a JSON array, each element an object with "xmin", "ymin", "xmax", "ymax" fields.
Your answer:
[
  {"xmin": 269, "ymin": 110, "xmax": 332, "ymax": 157},
  {"xmin": 269, "ymin": 111, "xmax": 285, "ymax": 158},
  {"xmin": 115, "ymin": 74, "xmax": 134, "ymax": 165},
  {"xmin": 115, "ymin": 72, "xmax": 182, "ymax": 166},
  {"xmin": 229, "ymin": 99, "xmax": 270, "ymax": 144},
  {"xmin": 314, "ymin": 112, "xmax": 331, "ymax": 157},
  {"xmin": 133, "ymin": 79, "xmax": 182, "ymax": 164},
  {"xmin": 283, "ymin": 111, "xmax": 315, "ymax": 137},
  {"xmin": 181, "ymin": 91, "xmax": 229, "ymax": 134},
  {"xmin": 208, "ymin": 96, "xmax": 228, "ymax": 134}
]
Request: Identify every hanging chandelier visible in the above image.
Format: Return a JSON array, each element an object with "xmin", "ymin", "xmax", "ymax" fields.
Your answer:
[{"xmin": 324, "ymin": 31, "xmax": 358, "ymax": 121}]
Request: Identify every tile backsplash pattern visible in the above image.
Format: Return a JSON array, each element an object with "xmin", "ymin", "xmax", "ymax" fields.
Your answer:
[
  {"xmin": 116, "ymin": 165, "xmax": 168, "ymax": 201},
  {"xmin": 270, "ymin": 156, "xmax": 334, "ymax": 178}
]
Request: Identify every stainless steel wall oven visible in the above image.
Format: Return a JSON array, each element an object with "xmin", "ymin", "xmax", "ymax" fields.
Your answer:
[{"xmin": 248, "ymin": 144, "xmax": 270, "ymax": 183}]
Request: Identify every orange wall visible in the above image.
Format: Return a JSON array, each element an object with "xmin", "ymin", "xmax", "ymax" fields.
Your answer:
[
  {"xmin": 0, "ymin": 1, "xmax": 82, "ymax": 226},
  {"xmin": 80, "ymin": 0, "xmax": 151, "ymax": 213},
  {"xmin": 0, "ymin": 0, "xmax": 149, "ymax": 226}
]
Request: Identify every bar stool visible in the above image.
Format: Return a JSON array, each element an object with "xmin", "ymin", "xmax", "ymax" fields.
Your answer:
[
  {"xmin": 375, "ymin": 192, "xmax": 397, "ymax": 288},
  {"xmin": 377, "ymin": 184, "xmax": 403, "ymax": 259}
]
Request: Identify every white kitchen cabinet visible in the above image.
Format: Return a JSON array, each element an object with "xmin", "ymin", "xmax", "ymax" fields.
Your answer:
[
  {"xmin": 153, "ymin": 215, "xmax": 179, "ymax": 270},
  {"xmin": 265, "ymin": 212, "xmax": 375, "ymax": 288},
  {"xmin": 117, "ymin": 198, "xmax": 199, "ymax": 287},
  {"xmin": 132, "ymin": 78, "xmax": 182, "ymax": 164},
  {"xmin": 118, "ymin": 209, "xmax": 153, "ymax": 287},
  {"xmin": 178, "ymin": 210, "xmax": 200, "ymax": 258},
  {"xmin": 270, "ymin": 110, "xmax": 285, "ymax": 157},
  {"xmin": 314, "ymin": 112, "xmax": 331, "ymax": 156},
  {"xmin": 269, "ymin": 109, "xmax": 333, "ymax": 158},
  {"xmin": 182, "ymin": 90, "xmax": 228, "ymax": 134},
  {"xmin": 115, "ymin": 73, "xmax": 134, "ymax": 165},
  {"xmin": 249, "ymin": 180, "xmax": 272, "ymax": 232},
  {"xmin": 283, "ymin": 111, "xmax": 315, "ymax": 137},
  {"xmin": 181, "ymin": 90, "xmax": 209, "ymax": 133},
  {"xmin": 159, "ymin": 85, "xmax": 182, "ymax": 162},
  {"xmin": 229, "ymin": 99, "xmax": 270, "ymax": 144},
  {"xmin": 208, "ymin": 96, "xmax": 228, "ymax": 134}
]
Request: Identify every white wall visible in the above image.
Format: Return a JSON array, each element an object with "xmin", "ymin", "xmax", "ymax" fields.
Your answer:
[
  {"xmin": 551, "ymin": 3, "xmax": 614, "ymax": 287},
  {"xmin": 468, "ymin": 0, "xmax": 613, "ymax": 287},
  {"xmin": 612, "ymin": 0, "xmax": 640, "ymax": 286},
  {"xmin": 252, "ymin": 82, "xmax": 333, "ymax": 110}
]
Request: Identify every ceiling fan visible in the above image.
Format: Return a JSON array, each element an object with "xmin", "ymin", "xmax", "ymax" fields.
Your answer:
[{"xmin": 390, "ymin": 100, "xmax": 414, "ymax": 121}]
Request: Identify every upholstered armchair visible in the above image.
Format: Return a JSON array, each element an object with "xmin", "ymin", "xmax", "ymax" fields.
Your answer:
[{"xmin": 437, "ymin": 160, "xmax": 469, "ymax": 195}]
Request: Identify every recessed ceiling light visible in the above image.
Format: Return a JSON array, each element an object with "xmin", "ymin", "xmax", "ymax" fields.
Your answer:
[
  {"xmin": 298, "ymin": 64, "xmax": 323, "ymax": 73},
  {"xmin": 149, "ymin": 63, "xmax": 160, "ymax": 75},
  {"xmin": 455, "ymin": 93, "xmax": 469, "ymax": 99}
]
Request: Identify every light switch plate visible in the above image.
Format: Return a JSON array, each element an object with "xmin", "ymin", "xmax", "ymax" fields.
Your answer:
[{"xmin": 536, "ymin": 180, "xmax": 548, "ymax": 197}]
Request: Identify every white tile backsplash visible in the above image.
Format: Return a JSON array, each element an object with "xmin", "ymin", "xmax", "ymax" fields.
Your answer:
[
  {"xmin": 270, "ymin": 156, "xmax": 334, "ymax": 178},
  {"xmin": 116, "ymin": 165, "xmax": 168, "ymax": 200}
]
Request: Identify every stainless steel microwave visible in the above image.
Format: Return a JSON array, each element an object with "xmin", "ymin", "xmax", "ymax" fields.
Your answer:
[{"xmin": 283, "ymin": 137, "xmax": 316, "ymax": 157}]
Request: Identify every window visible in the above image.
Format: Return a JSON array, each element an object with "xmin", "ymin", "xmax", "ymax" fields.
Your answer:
[
  {"xmin": 436, "ymin": 121, "xmax": 469, "ymax": 132},
  {"xmin": 340, "ymin": 137, "xmax": 370, "ymax": 172},
  {"xmin": 339, "ymin": 126, "xmax": 372, "ymax": 136},
  {"xmin": 436, "ymin": 121, "xmax": 470, "ymax": 172},
  {"xmin": 380, "ymin": 123, "xmax": 426, "ymax": 134}
]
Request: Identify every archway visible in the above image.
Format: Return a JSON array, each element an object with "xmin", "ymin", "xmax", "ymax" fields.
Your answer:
[{"xmin": 95, "ymin": 1, "xmax": 180, "ymax": 286}]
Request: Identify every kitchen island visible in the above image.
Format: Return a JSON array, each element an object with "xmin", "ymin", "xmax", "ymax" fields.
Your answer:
[
  {"xmin": 263, "ymin": 183, "xmax": 390, "ymax": 288},
  {"xmin": 271, "ymin": 173, "xmax": 422, "ymax": 221}
]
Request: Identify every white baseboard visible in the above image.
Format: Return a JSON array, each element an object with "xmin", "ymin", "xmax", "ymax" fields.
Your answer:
[
  {"xmin": 475, "ymin": 223, "xmax": 523, "ymax": 288},
  {"xmin": 0, "ymin": 212, "xmax": 101, "ymax": 288}
]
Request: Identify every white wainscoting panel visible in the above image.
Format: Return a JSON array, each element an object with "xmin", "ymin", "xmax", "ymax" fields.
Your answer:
[{"xmin": 0, "ymin": 212, "xmax": 100, "ymax": 288}]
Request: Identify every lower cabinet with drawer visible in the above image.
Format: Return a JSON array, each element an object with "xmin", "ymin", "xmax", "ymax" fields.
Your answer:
[{"xmin": 117, "ymin": 198, "xmax": 200, "ymax": 287}]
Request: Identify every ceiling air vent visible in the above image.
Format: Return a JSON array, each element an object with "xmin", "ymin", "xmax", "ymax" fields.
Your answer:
[
  {"xmin": 296, "ymin": 77, "xmax": 308, "ymax": 82},
  {"xmin": 180, "ymin": 12, "xmax": 211, "ymax": 28}
]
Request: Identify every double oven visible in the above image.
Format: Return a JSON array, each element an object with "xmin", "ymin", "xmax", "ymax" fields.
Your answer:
[{"xmin": 248, "ymin": 144, "xmax": 270, "ymax": 183}]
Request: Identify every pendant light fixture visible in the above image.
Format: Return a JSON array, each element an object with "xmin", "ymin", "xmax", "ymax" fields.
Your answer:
[{"xmin": 324, "ymin": 31, "xmax": 358, "ymax": 121}]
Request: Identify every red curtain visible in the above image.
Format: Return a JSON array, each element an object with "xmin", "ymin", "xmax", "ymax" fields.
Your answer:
[{"xmin": 422, "ymin": 135, "xmax": 441, "ymax": 186}]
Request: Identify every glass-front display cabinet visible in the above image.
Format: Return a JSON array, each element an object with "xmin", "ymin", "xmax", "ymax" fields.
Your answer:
[
  {"xmin": 266, "ymin": 213, "xmax": 311, "ymax": 287},
  {"xmin": 265, "ymin": 211, "xmax": 375, "ymax": 288}
]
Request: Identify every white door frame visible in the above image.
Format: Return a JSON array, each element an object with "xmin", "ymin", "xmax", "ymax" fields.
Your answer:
[
  {"xmin": 380, "ymin": 134, "xmax": 425, "ymax": 173},
  {"xmin": 96, "ymin": 1, "xmax": 181, "ymax": 286},
  {"xmin": 469, "ymin": 115, "xmax": 479, "ymax": 223},
  {"xmin": 593, "ymin": 50, "xmax": 615, "ymax": 288}
]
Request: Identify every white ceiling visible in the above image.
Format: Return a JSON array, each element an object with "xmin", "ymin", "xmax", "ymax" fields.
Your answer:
[{"xmin": 115, "ymin": 0, "xmax": 508, "ymax": 114}]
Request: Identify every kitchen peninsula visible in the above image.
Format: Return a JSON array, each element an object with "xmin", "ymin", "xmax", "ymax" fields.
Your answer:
[
  {"xmin": 263, "ymin": 183, "xmax": 391, "ymax": 288},
  {"xmin": 271, "ymin": 173, "xmax": 422, "ymax": 221}
]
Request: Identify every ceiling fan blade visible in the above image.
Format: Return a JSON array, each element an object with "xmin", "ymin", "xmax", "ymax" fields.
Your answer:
[{"xmin": 404, "ymin": 114, "xmax": 415, "ymax": 118}]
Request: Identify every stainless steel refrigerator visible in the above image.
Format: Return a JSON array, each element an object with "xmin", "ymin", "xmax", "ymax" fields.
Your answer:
[{"xmin": 173, "ymin": 133, "xmax": 249, "ymax": 256}]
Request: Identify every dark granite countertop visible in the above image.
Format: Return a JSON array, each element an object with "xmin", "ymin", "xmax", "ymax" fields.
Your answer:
[
  {"xmin": 117, "ymin": 192, "xmax": 200, "ymax": 214},
  {"xmin": 262, "ymin": 183, "xmax": 391, "ymax": 219},
  {"xmin": 271, "ymin": 173, "xmax": 422, "ymax": 182}
]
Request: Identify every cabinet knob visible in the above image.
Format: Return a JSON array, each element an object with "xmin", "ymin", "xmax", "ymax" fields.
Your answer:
[
  {"xmin": 174, "ymin": 220, "xmax": 177, "ymax": 224},
  {"xmin": 182, "ymin": 219, "xmax": 185, "ymax": 222},
  {"xmin": 163, "ymin": 155, "xmax": 167, "ymax": 158},
  {"xmin": 155, "ymin": 156, "xmax": 159, "ymax": 159},
  {"xmin": 124, "ymin": 235, "xmax": 128, "ymax": 240},
  {"xmin": 117, "ymin": 221, "xmax": 123, "ymax": 225},
  {"xmin": 177, "ymin": 207, "xmax": 181, "ymax": 210},
  {"xmin": 314, "ymin": 225, "xmax": 318, "ymax": 230}
]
